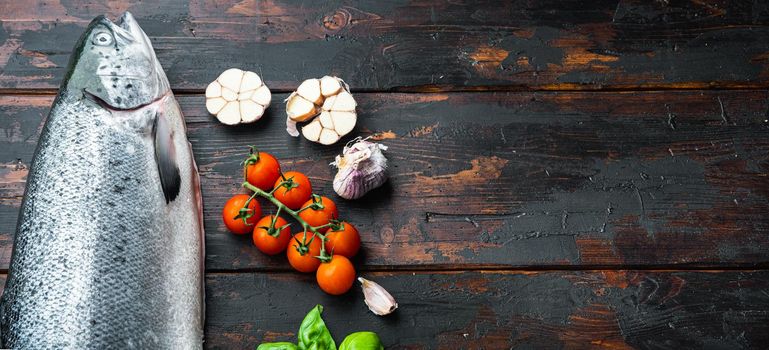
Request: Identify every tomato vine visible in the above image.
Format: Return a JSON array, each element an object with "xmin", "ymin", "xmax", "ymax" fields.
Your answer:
[{"xmin": 241, "ymin": 180, "xmax": 341, "ymax": 262}]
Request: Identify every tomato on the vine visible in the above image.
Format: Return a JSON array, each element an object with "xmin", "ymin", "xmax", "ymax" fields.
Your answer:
[
  {"xmin": 273, "ymin": 171, "xmax": 312, "ymax": 210},
  {"xmin": 316, "ymin": 255, "xmax": 356, "ymax": 295},
  {"xmin": 222, "ymin": 194, "xmax": 261, "ymax": 235},
  {"xmin": 245, "ymin": 150, "xmax": 281, "ymax": 191},
  {"xmin": 325, "ymin": 222, "xmax": 360, "ymax": 258},
  {"xmin": 287, "ymin": 233, "xmax": 321, "ymax": 273},
  {"xmin": 298, "ymin": 196, "xmax": 338, "ymax": 232},
  {"xmin": 252, "ymin": 215, "xmax": 292, "ymax": 255}
]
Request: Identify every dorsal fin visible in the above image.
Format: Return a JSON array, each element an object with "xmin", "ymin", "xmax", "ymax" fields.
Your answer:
[{"xmin": 153, "ymin": 111, "xmax": 180, "ymax": 203}]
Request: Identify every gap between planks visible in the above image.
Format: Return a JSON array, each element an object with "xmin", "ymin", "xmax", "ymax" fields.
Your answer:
[
  {"xmin": 199, "ymin": 263, "xmax": 769, "ymax": 275},
  {"xmin": 1, "ymin": 265, "xmax": 767, "ymax": 276},
  {"xmin": 0, "ymin": 263, "xmax": 767, "ymax": 276},
  {"xmin": 4, "ymin": 82, "xmax": 769, "ymax": 96}
]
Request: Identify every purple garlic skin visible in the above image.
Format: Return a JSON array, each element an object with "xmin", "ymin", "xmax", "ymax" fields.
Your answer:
[{"xmin": 331, "ymin": 138, "xmax": 388, "ymax": 199}]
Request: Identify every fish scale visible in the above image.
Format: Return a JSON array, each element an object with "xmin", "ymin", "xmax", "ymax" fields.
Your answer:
[{"xmin": 0, "ymin": 12, "xmax": 204, "ymax": 349}]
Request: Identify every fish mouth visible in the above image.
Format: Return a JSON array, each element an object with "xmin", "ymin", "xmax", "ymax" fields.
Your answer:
[
  {"xmin": 115, "ymin": 12, "xmax": 133, "ymax": 31},
  {"xmin": 83, "ymin": 88, "xmax": 168, "ymax": 112},
  {"xmin": 103, "ymin": 12, "xmax": 142, "ymax": 39}
]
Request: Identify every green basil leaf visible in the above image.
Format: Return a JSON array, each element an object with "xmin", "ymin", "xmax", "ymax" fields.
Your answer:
[
  {"xmin": 257, "ymin": 342, "xmax": 299, "ymax": 350},
  {"xmin": 297, "ymin": 305, "xmax": 336, "ymax": 350},
  {"xmin": 338, "ymin": 332, "xmax": 384, "ymax": 350}
]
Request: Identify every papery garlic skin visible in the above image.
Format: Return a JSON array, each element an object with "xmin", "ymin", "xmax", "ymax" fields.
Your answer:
[
  {"xmin": 331, "ymin": 138, "xmax": 388, "ymax": 200},
  {"xmin": 285, "ymin": 113, "xmax": 300, "ymax": 137},
  {"xmin": 358, "ymin": 277, "xmax": 398, "ymax": 316}
]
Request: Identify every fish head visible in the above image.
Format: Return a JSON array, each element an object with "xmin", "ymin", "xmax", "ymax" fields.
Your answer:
[{"xmin": 64, "ymin": 12, "xmax": 170, "ymax": 110}]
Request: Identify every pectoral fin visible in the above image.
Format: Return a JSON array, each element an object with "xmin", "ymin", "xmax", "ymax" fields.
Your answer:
[{"xmin": 154, "ymin": 111, "xmax": 180, "ymax": 203}]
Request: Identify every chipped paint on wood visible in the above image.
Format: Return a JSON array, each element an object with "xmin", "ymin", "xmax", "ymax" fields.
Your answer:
[
  {"xmin": 3, "ymin": 1, "xmax": 769, "ymax": 90},
  {"xmin": 414, "ymin": 156, "xmax": 509, "ymax": 189},
  {"xmin": 3, "ymin": 2, "xmax": 769, "ymax": 347},
  {"xmin": 2, "ymin": 91, "xmax": 769, "ymax": 269}
]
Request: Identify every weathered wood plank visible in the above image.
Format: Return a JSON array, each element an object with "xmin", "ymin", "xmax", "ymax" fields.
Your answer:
[
  {"xmin": 2, "ymin": 91, "xmax": 768, "ymax": 270},
  {"xmin": 204, "ymin": 270, "xmax": 769, "ymax": 349},
  {"xmin": 3, "ymin": 1, "xmax": 769, "ymax": 91},
  {"xmin": 0, "ymin": 270, "xmax": 765, "ymax": 348}
]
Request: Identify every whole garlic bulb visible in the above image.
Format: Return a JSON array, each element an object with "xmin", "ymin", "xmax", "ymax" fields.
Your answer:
[{"xmin": 330, "ymin": 138, "xmax": 388, "ymax": 200}]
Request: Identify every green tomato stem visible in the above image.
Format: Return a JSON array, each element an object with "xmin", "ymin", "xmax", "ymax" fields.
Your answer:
[
  {"xmin": 236, "ymin": 191, "xmax": 260, "ymax": 225},
  {"xmin": 313, "ymin": 222, "xmax": 334, "ymax": 230}
]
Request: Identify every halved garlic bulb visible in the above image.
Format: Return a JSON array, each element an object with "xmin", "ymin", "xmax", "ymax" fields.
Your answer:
[
  {"xmin": 206, "ymin": 68, "xmax": 271, "ymax": 125},
  {"xmin": 285, "ymin": 76, "xmax": 357, "ymax": 145}
]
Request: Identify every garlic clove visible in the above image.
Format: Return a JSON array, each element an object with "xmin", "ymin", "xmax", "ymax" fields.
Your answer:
[
  {"xmin": 237, "ymin": 89, "xmax": 254, "ymax": 101},
  {"xmin": 240, "ymin": 70, "xmax": 262, "ymax": 92},
  {"xmin": 221, "ymin": 87, "xmax": 238, "ymax": 102},
  {"xmin": 296, "ymin": 78, "xmax": 323, "ymax": 104},
  {"xmin": 320, "ymin": 76, "xmax": 342, "ymax": 97},
  {"xmin": 331, "ymin": 91, "xmax": 357, "ymax": 112},
  {"xmin": 217, "ymin": 101, "xmax": 241, "ymax": 125},
  {"xmin": 301, "ymin": 119, "xmax": 322, "ymax": 142},
  {"xmin": 205, "ymin": 81, "xmax": 222, "ymax": 98},
  {"xmin": 217, "ymin": 68, "xmax": 244, "ymax": 92},
  {"xmin": 359, "ymin": 277, "xmax": 398, "ymax": 316},
  {"xmin": 240, "ymin": 100, "xmax": 264, "ymax": 123},
  {"xmin": 252, "ymin": 85, "xmax": 272, "ymax": 106},
  {"xmin": 321, "ymin": 95, "xmax": 337, "ymax": 111},
  {"xmin": 319, "ymin": 128, "xmax": 340, "ymax": 145},
  {"xmin": 318, "ymin": 111, "xmax": 335, "ymax": 129},
  {"xmin": 286, "ymin": 93, "xmax": 319, "ymax": 122},
  {"xmin": 206, "ymin": 97, "xmax": 227, "ymax": 115},
  {"xmin": 330, "ymin": 111, "xmax": 356, "ymax": 136}
]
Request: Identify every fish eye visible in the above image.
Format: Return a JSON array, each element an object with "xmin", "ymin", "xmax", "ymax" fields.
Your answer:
[{"xmin": 93, "ymin": 32, "xmax": 114, "ymax": 46}]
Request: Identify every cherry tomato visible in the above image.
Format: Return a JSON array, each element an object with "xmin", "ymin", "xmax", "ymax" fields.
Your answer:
[
  {"xmin": 252, "ymin": 215, "xmax": 292, "ymax": 255},
  {"xmin": 298, "ymin": 196, "xmax": 338, "ymax": 232},
  {"xmin": 287, "ymin": 233, "xmax": 321, "ymax": 273},
  {"xmin": 273, "ymin": 171, "xmax": 312, "ymax": 210},
  {"xmin": 325, "ymin": 222, "xmax": 360, "ymax": 258},
  {"xmin": 316, "ymin": 255, "xmax": 356, "ymax": 295},
  {"xmin": 222, "ymin": 194, "xmax": 261, "ymax": 235},
  {"xmin": 245, "ymin": 151, "xmax": 281, "ymax": 191}
]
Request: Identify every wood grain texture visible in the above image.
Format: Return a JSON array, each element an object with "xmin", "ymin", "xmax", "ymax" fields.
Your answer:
[
  {"xmin": 2, "ymin": 90, "xmax": 769, "ymax": 270},
  {"xmin": 3, "ymin": 1, "xmax": 769, "ymax": 348},
  {"xmin": 3, "ymin": 0, "xmax": 769, "ymax": 91},
  {"xmin": 205, "ymin": 270, "xmax": 769, "ymax": 349},
  {"xmin": 0, "ymin": 270, "xmax": 766, "ymax": 349}
]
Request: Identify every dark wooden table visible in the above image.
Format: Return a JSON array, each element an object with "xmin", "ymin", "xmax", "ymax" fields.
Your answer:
[{"xmin": 3, "ymin": 1, "xmax": 769, "ymax": 349}]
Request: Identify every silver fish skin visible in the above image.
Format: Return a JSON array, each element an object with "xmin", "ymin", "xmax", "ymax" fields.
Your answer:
[{"xmin": 0, "ymin": 12, "xmax": 204, "ymax": 349}]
